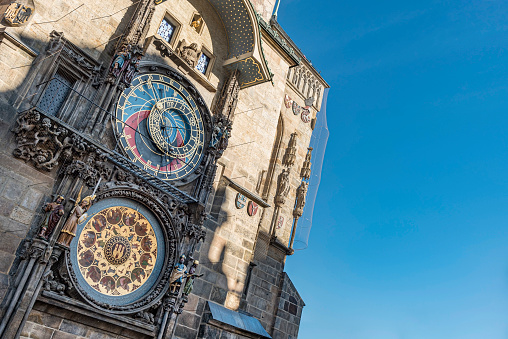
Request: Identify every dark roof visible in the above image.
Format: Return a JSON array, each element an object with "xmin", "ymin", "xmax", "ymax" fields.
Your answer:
[{"xmin": 208, "ymin": 302, "xmax": 272, "ymax": 338}]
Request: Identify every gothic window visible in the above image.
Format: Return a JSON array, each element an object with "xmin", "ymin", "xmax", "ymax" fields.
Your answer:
[
  {"xmin": 157, "ymin": 18, "xmax": 176, "ymax": 44},
  {"xmin": 196, "ymin": 53, "xmax": 210, "ymax": 74},
  {"xmin": 38, "ymin": 72, "xmax": 75, "ymax": 116}
]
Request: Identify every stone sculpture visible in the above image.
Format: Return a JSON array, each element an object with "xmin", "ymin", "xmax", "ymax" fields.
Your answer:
[
  {"xmin": 169, "ymin": 254, "xmax": 187, "ymax": 293},
  {"xmin": 177, "ymin": 40, "xmax": 200, "ymax": 67},
  {"xmin": 38, "ymin": 195, "xmax": 65, "ymax": 240}
]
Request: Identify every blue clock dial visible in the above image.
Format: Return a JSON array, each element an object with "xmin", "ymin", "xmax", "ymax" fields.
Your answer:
[{"xmin": 115, "ymin": 73, "xmax": 205, "ymax": 181}]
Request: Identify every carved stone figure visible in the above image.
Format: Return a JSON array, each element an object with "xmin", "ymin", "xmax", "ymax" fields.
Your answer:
[
  {"xmin": 169, "ymin": 254, "xmax": 187, "ymax": 293},
  {"xmin": 135, "ymin": 310, "xmax": 154, "ymax": 324},
  {"xmin": 43, "ymin": 271, "xmax": 65, "ymax": 295},
  {"xmin": 13, "ymin": 111, "xmax": 88, "ymax": 171},
  {"xmin": 293, "ymin": 181, "xmax": 308, "ymax": 218},
  {"xmin": 177, "ymin": 40, "xmax": 200, "ymax": 67},
  {"xmin": 57, "ymin": 193, "xmax": 95, "ymax": 247},
  {"xmin": 183, "ymin": 260, "xmax": 203, "ymax": 295},
  {"xmin": 209, "ymin": 116, "xmax": 232, "ymax": 155},
  {"xmin": 38, "ymin": 196, "xmax": 65, "ymax": 240},
  {"xmin": 275, "ymin": 168, "xmax": 291, "ymax": 207}
]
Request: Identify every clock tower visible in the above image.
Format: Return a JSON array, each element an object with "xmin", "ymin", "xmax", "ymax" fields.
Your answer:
[{"xmin": 0, "ymin": 0, "xmax": 329, "ymax": 338}]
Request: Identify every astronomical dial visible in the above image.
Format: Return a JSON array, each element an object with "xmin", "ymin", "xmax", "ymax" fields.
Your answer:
[{"xmin": 116, "ymin": 73, "xmax": 205, "ymax": 181}]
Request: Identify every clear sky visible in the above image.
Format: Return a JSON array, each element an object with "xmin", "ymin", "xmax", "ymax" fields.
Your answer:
[{"xmin": 280, "ymin": 1, "xmax": 508, "ymax": 338}]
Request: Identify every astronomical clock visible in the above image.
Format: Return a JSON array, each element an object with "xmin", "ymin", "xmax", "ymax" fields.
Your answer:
[
  {"xmin": 65, "ymin": 65, "xmax": 212, "ymax": 313},
  {"xmin": 115, "ymin": 72, "xmax": 206, "ymax": 182}
]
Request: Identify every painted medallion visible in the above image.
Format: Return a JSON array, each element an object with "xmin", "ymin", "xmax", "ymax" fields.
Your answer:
[
  {"xmin": 235, "ymin": 193, "xmax": 246, "ymax": 209},
  {"xmin": 292, "ymin": 101, "xmax": 301, "ymax": 115},
  {"xmin": 277, "ymin": 216, "xmax": 285, "ymax": 229},
  {"xmin": 76, "ymin": 206, "xmax": 157, "ymax": 297},
  {"xmin": 301, "ymin": 108, "xmax": 311, "ymax": 123},
  {"xmin": 247, "ymin": 201, "xmax": 258, "ymax": 216}
]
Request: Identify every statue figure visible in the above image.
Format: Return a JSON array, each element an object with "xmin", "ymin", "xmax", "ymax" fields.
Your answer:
[
  {"xmin": 183, "ymin": 260, "xmax": 203, "ymax": 295},
  {"xmin": 38, "ymin": 195, "xmax": 65, "ymax": 240},
  {"xmin": 177, "ymin": 40, "xmax": 200, "ymax": 67},
  {"xmin": 56, "ymin": 189, "xmax": 95, "ymax": 247},
  {"xmin": 110, "ymin": 44, "xmax": 131, "ymax": 78},
  {"xmin": 293, "ymin": 181, "xmax": 308, "ymax": 218},
  {"xmin": 209, "ymin": 125, "xmax": 222, "ymax": 149},
  {"xmin": 275, "ymin": 168, "xmax": 291, "ymax": 206},
  {"xmin": 191, "ymin": 17, "xmax": 203, "ymax": 33},
  {"xmin": 109, "ymin": 43, "xmax": 143, "ymax": 86},
  {"xmin": 169, "ymin": 254, "xmax": 187, "ymax": 293},
  {"xmin": 122, "ymin": 53, "xmax": 142, "ymax": 85}
]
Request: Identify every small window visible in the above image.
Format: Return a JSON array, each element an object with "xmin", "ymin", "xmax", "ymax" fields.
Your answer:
[
  {"xmin": 157, "ymin": 18, "xmax": 176, "ymax": 44},
  {"xmin": 190, "ymin": 13, "xmax": 204, "ymax": 34},
  {"xmin": 196, "ymin": 53, "xmax": 210, "ymax": 75},
  {"xmin": 38, "ymin": 72, "xmax": 74, "ymax": 116}
]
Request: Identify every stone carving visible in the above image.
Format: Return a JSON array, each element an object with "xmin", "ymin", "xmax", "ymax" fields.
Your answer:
[
  {"xmin": 208, "ymin": 70, "xmax": 240, "ymax": 158},
  {"xmin": 135, "ymin": 310, "xmax": 155, "ymax": 324},
  {"xmin": 169, "ymin": 254, "xmax": 187, "ymax": 293},
  {"xmin": 282, "ymin": 132, "xmax": 297, "ymax": 167},
  {"xmin": 176, "ymin": 40, "xmax": 200, "ymax": 68},
  {"xmin": 214, "ymin": 70, "xmax": 240, "ymax": 119},
  {"xmin": 274, "ymin": 168, "xmax": 291, "ymax": 207},
  {"xmin": 4, "ymin": 2, "xmax": 33, "ymax": 26},
  {"xmin": 293, "ymin": 181, "xmax": 308, "ymax": 218},
  {"xmin": 122, "ymin": 0, "xmax": 154, "ymax": 45},
  {"xmin": 300, "ymin": 147, "xmax": 313, "ymax": 180},
  {"xmin": 108, "ymin": 43, "xmax": 143, "ymax": 86},
  {"xmin": 153, "ymin": 36, "xmax": 174, "ymax": 58},
  {"xmin": 38, "ymin": 196, "xmax": 65, "ymax": 240},
  {"xmin": 43, "ymin": 271, "xmax": 65, "ymax": 295},
  {"xmin": 12, "ymin": 110, "xmax": 88, "ymax": 171},
  {"xmin": 56, "ymin": 189, "xmax": 95, "ymax": 247},
  {"xmin": 65, "ymin": 152, "xmax": 112, "ymax": 187},
  {"xmin": 47, "ymin": 31, "xmax": 64, "ymax": 53},
  {"xmin": 304, "ymin": 97, "xmax": 315, "ymax": 107},
  {"xmin": 209, "ymin": 115, "xmax": 232, "ymax": 157}
]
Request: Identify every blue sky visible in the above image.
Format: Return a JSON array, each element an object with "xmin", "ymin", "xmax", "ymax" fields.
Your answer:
[{"xmin": 280, "ymin": 1, "xmax": 508, "ymax": 338}]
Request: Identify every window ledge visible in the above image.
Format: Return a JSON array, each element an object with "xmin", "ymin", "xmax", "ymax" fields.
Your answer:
[{"xmin": 150, "ymin": 36, "xmax": 217, "ymax": 92}]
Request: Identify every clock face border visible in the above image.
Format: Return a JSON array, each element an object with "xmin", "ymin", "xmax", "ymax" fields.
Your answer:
[
  {"xmin": 65, "ymin": 188, "xmax": 177, "ymax": 314},
  {"xmin": 114, "ymin": 64, "xmax": 212, "ymax": 184},
  {"xmin": 69, "ymin": 197, "xmax": 165, "ymax": 306}
]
